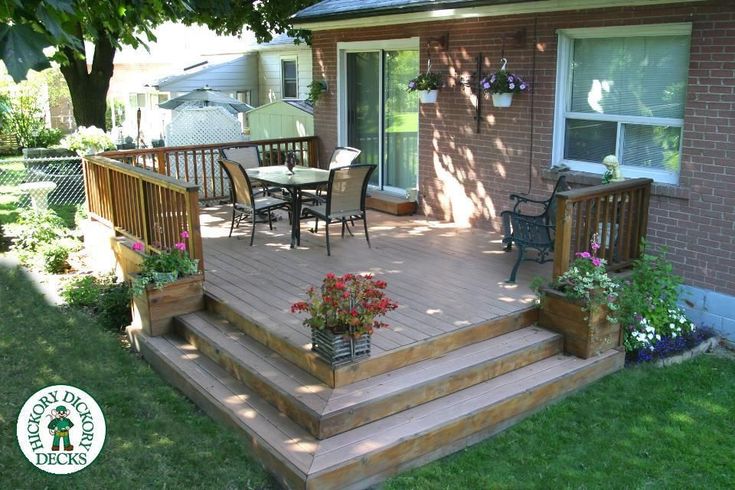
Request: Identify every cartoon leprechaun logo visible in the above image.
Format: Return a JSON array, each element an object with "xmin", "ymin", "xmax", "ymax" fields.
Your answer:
[
  {"xmin": 16, "ymin": 385, "xmax": 106, "ymax": 475},
  {"xmin": 48, "ymin": 405, "xmax": 74, "ymax": 451}
]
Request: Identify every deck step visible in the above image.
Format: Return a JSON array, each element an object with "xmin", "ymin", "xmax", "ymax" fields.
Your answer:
[
  {"xmin": 205, "ymin": 291, "xmax": 538, "ymax": 388},
  {"xmin": 176, "ymin": 311, "xmax": 564, "ymax": 438},
  {"xmin": 366, "ymin": 192, "xmax": 417, "ymax": 216},
  {"xmin": 131, "ymin": 326, "xmax": 623, "ymax": 490}
]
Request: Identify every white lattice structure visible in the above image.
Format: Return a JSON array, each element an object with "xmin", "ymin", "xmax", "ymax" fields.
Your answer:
[{"xmin": 165, "ymin": 106, "xmax": 245, "ymax": 198}]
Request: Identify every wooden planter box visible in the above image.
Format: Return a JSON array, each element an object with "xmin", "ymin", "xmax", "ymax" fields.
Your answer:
[
  {"xmin": 311, "ymin": 328, "xmax": 371, "ymax": 366},
  {"xmin": 131, "ymin": 275, "xmax": 204, "ymax": 337},
  {"xmin": 538, "ymin": 287, "xmax": 621, "ymax": 359}
]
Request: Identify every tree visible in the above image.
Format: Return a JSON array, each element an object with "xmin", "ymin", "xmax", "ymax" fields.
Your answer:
[{"xmin": 1, "ymin": 0, "xmax": 316, "ymax": 129}]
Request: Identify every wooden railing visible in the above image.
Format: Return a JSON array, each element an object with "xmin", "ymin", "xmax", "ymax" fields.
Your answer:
[
  {"xmin": 83, "ymin": 155, "xmax": 203, "ymax": 270},
  {"xmin": 99, "ymin": 136, "xmax": 320, "ymax": 201},
  {"xmin": 553, "ymin": 178, "xmax": 653, "ymax": 278}
]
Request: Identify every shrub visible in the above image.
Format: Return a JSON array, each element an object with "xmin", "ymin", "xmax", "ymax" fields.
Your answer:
[
  {"xmin": 617, "ymin": 243, "xmax": 707, "ymax": 362},
  {"xmin": 40, "ymin": 243, "xmax": 70, "ymax": 273},
  {"xmin": 61, "ymin": 275, "xmax": 101, "ymax": 307},
  {"xmin": 13, "ymin": 209, "xmax": 66, "ymax": 253},
  {"xmin": 61, "ymin": 274, "xmax": 132, "ymax": 331}
]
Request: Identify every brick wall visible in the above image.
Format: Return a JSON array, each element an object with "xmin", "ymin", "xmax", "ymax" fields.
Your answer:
[{"xmin": 311, "ymin": 1, "xmax": 735, "ymax": 295}]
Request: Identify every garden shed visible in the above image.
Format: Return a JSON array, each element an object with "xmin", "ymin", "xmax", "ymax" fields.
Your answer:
[{"xmin": 247, "ymin": 100, "xmax": 314, "ymax": 140}]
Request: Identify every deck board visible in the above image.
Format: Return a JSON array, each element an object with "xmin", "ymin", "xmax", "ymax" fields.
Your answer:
[{"xmin": 200, "ymin": 206, "xmax": 551, "ymax": 360}]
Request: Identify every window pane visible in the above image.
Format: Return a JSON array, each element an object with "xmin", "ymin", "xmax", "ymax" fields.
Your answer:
[
  {"xmin": 621, "ymin": 124, "xmax": 681, "ymax": 172},
  {"xmin": 282, "ymin": 60, "xmax": 297, "ymax": 79},
  {"xmin": 564, "ymin": 119, "xmax": 617, "ymax": 163},
  {"xmin": 570, "ymin": 36, "xmax": 689, "ymax": 118},
  {"xmin": 283, "ymin": 80, "xmax": 297, "ymax": 98}
]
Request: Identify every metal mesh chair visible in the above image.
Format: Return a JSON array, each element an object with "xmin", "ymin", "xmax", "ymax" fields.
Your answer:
[
  {"xmin": 301, "ymin": 146, "xmax": 362, "ymax": 204},
  {"xmin": 219, "ymin": 158, "xmax": 290, "ymax": 245},
  {"xmin": 302, "ymin": 164, "xmax": 375, "ymax": 256}
]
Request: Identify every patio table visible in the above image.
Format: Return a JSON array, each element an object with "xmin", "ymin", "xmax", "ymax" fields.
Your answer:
[{"xmin": 246, "ymin": 165, "xmax": 329, "ymax": 248}]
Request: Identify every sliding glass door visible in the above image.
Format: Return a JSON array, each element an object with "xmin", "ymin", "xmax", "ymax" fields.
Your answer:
[{"xmin": 343, "ymin": 43, "xmax": 418, "ymax": 194}]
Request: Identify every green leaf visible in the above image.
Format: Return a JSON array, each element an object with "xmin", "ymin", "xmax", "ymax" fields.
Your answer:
[
  {"xmin": 44, "ymin": 0, "xmax": 76, "ymax": 15},
  {"xmin": 35, "ymin": 4, "xmax": 81, "ymax": 48},
  {"xmin": 0, "ymin": 24, "xmax": 52, "ymax": 82}
]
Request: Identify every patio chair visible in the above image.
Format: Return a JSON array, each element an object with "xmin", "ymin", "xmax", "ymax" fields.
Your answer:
[
  {"xmin": 301, "ymin": 146, "xmax": 362, "ymax": 204},
  {"xmin": 500, "ymin": 175, "xmax": 568, "ymax": 282},
  {"xmin": 219, "ymin": 158, "xmax": 291, "ymax": 245},
  {"xmin": 219, "ymin": 146, "xmax": 278, "ymax": 197},
  {"xmin": 302, "ymin": 164, "xmax": 375, "ymax": 256}
]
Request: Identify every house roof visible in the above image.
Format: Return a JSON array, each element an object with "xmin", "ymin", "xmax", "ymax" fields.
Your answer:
[
  {"xmin": 292, "ymin": 0, "xmax": 526, "ymax": 22},
  {"xmin": 154, "ymin": 54, "xmax": 253, "ymax": 90}
]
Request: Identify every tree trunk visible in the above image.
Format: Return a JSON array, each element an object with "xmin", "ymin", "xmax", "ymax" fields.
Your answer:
[{"xmin": 60, "ymin": 29, "xmax": 116, "ymax": 130}]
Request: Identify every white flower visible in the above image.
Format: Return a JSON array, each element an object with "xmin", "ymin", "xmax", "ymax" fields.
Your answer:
[
  {"xmin": 672, "ymin": 332, "xmax": 678, "ymax": 338},
  {"xmin": 656, "ymin": 334, "xmax": 661, "ymax": 340}
]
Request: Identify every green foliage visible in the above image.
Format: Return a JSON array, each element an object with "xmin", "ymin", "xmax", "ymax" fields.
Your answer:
[
  {"xmin": 306, "ymin": 80, "xmax": 327, "ymax": 105},
  {"xmin": 13, "ymin": 209, "xmax": 66, "ymax": 253},
  {"xmin": 616, "ymin": 243, "xmax": 696, "ymax": 353},
  {"xmin": 3, "ymin": 91, "xmax": 46, "ymax": 149},
  {"xmin": 61, "ymin": 273, "xmax": 132, "ymax": 330},
  {"xmin": 407, "ymin": 71, "xmax": 443, "ymax": 92},
  {"xmin": 131, "ymin": 236, "xmax": 199, "ymax": 295},
  {"xmin": 61, "ymin": 275, "xmax": 101, "ymax": 307},
  {"xmin": 39, "ymin": 243, "xmax": 70, "ymax": 273},
  {"xmin": 105, "ymin": 98, "xmax": 126, "ymax": 129},
  {"xmin": 31, "ymin": 126, "xmax": 64, "ymax": 148}
]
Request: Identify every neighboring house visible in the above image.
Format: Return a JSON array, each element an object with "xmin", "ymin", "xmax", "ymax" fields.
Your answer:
[
  {"xmin": 155, "ymin": 33, "xmax": 313, "ymax": 114},
  {"xmin": 292, "ymin": 0, "xmax": 735, "ymax": 339}
]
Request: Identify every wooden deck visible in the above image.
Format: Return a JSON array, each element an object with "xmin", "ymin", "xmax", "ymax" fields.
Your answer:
[{"xmin": 199, "ymin": 205, "xmax": 552, "ymax": 361}]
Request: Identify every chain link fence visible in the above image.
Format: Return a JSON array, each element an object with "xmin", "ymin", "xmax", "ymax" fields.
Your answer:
[{"xmin": 0, "ymin": 153, "xmax": 85, "ymax": 225}]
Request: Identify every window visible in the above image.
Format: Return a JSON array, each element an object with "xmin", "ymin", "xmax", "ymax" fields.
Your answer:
[
  {"xmin": 281, "ymin": 59, "xmax": 298, "ymax": 98},
  {"xmin": 128, "ymin": 93, "xmax": 147, "ymax": 109},
  {"xmin": 553, "ymin": 24, "xmax": 691, "ymax": 184},
  {"xmin": 236, "ymin": 90, "xmax": 251, "ymax": 105},
  {"xmin": 155, "ymin": 93, "xmax": 169, "ymax": 104}
]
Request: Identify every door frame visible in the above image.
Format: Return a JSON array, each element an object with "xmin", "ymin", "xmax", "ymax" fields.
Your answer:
[{"xmin": 337, "ymin": 37, "xmax": 420, "ymax": 195}]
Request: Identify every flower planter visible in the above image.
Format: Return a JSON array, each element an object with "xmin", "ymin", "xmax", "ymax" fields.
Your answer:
[
  {"xmin": 492, "ymin": 93, "xmax": 514, "ymax": 107},
  {"xmin": 131, "ymin": 274, "xmax": 204, "ymax": 336},
  {"xmin": 419, "ymin": 90, "xmax": 439, "ymax": 104},
  {"xmin": 311, "ymin": 327, "xmax": 371, "ymax": 366},
  {"xmin": 538, "ymin": 287, "xmax": 621, "ymax": 359}
]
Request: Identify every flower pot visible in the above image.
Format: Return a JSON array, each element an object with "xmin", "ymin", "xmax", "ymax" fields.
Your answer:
[
  {"xmin": 492, "ymin": 92, "xmax": 514, "ymax": 107},
  {"xmin": 131, "ymin": 274, "xmax": 204, "ymax": 336},
  {"xmin": 538, "ymin": 287, "xmax": 621, "ymax": 359},
  {"xmin": 419, "ymin": 90, "xmax": 439, "ymax": 104},
  {"xmin": 311, "ymin": 327, "xmax": 371, "ymax": 366}
]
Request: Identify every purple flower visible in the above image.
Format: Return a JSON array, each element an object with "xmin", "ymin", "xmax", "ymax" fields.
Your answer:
[
  {"xmin": 591, "ymin": 241, "xmax": 600, "ymax": 251},
  {"xmin": 180, "ymin": 230, "xmax": 190, "ymax": 239},
  {"xmin": 592, "ymin": 257, "xmax": 602, "ymax": 267},
  {"xmin": 132, "ymin": 242, "xmax": 144, "ymax": 252},
  {"xmin": 509, "ymin": 83, "xmax": 515, "ymax": 90},
  {"xmin": 490, "ymin": 74, "xmax": 496, "ymax": 83},
  {"xmin": 482, "ymin": 81, "xmax": 491, "ymax": 89},
  {"xmin": 408, "ymin": 81, "xmax": 416, "ymax": 89},
  {"xmin": 508, "ymin": 75, "xmax": 515, "ymax": 83},
  {"xmin": 174, "ymin": 242, "xmax": 186, "ymax": 251},
  {"xmin": 576, "ymin": 251, "xmax": 592, "ymax": 259},
  {"xmin": 519, "ymin": 83, "xmax": 527, "ymax": 90}
]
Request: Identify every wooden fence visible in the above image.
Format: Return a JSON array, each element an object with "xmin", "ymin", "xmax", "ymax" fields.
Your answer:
[
  {"xmin": 553, "ymin": 178, "xmax": 653, "ymax": 278},
  {"xmin": 83, "ymin": 155, "xmax": 203, "ymax": 271},
  {"xmin": 100, "ymin": 136, "xmax": 319, "ymax": 201}
]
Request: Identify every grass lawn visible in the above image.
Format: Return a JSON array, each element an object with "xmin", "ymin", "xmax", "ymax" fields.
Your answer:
[
  {"xmin": 2, "ymin": 262, "xmax": 733, "ymax": 489},
  {"xmin": 0, "ymin": 264, "xmax": 275, "ymax": 489}
]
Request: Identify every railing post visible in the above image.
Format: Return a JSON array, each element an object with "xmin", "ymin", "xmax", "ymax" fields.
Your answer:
[
  {"xmin": 309, "ymin": 137, "xmax": 320, "ymax": 168},
  {"xmin": 553, "ymin": 194, "xmax": 572, "ymax": 279},
  {"xmin": 156, "ymin": 149, "xmax": 167, "ymax": 175},
  {"xmin": 184, "ymin": 188, "xmax": 204, "ymax": 275},
  {"xmin": 137, "ymin": 178, "xmax": 150, "ymax": 249}
]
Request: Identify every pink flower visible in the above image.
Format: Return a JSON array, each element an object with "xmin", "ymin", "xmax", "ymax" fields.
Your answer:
[
  {"xmin": 592, "ymin": 257, "xmax": 602, "ymax": 267},
  {"xmin": 174, "ymin": 242, "xmax": 186, "ymax": 251},
  {"xmin": 132, "ymin": 242, "xmax": 144, "ymax": 252},
  {"xmin": 576, "ymin": 251, "xmax": 591, "ymax": 259},
  {"xmin": 591, "ymin": 241, "xmax": 600, "ymax": 252},
  {"xmin": 180, "ymin": 230, "xmax": 190, "ymax": 239}
]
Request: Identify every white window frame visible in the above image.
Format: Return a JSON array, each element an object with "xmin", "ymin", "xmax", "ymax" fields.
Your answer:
[
  {"xmin": 551, "ymin": 23, "xmax": 692, "ymax": 185},
  {"xmin": 280, "ymin": 57, "xmax": 298, "ymax": 99}
]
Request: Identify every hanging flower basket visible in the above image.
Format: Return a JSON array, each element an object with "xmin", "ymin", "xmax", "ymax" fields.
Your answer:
[
  {"xmin": 481, "ymin": 58, "xmax": 529, "ymax": 109},
  {"xmin": 311, "ymin": 327, "xmax": 371, "ymax": 366},
  {"xmin": 419, "ymin": 89, "xmax": 439, "ymax": 104},
  {"xmin": 492, "ymin": 93, "xmax": 514, "ymax": 107}
]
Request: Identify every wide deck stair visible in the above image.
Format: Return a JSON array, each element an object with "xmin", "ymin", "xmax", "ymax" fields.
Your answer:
[{"xmin": 129, "ymin": 290, "xmax": 624, "ymax": 489}]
